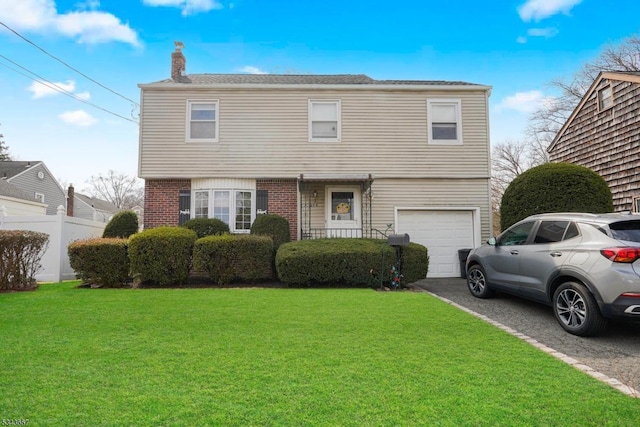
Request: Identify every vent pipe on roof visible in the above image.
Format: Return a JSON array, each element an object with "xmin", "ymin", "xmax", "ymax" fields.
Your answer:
[{"xmin": 171, "ymin": 41, "xmax": 186, "ymax": 81}]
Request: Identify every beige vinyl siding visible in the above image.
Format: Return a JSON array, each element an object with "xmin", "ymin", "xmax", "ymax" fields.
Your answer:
[
  {"xmin": 302, "ymin": 178, "xmax": 491, "ymax": 242},
  {"xmin": 370, "ymin": 178, "xmax": 491, "ymax": 241},
  {"xmin": 139, "ymin": 88, "xmax": 490, "ymax": 180}
]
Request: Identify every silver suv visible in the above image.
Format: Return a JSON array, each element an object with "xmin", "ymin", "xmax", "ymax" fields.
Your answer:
[{"xmin": 466, "ymin": 213, "xmax": 640, "ymax": 336}]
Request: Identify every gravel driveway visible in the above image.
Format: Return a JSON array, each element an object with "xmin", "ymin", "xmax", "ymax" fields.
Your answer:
[{"xmin": 414, "ymin": 277, "xmax": 640, "ymax": 396}]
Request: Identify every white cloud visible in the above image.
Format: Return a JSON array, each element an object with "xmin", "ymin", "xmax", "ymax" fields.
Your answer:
[
  {"xmin": 528, "ymin": 27, "xmax": 559, "ymax": 38},
  {"xmin": 28, "ymin": 80, "xmax": 76, "ymax": 98},
  {"xmin": 0, "ymin": 0, "xmax": 140, "ymax": 46},
  {"xmin": 516, "ymin": 36, "xmax": 528, "ymax": 44},
  {"xmin": 495, "ymin": 90, "xmax": 554, "ymax": 114},
  {"xmin": 143, "ymin": 0, "xmax": 223, "ymax": 16},
  {"xmin": 518, "ymin": 0, "xmax": 582, "ymax": 22},
  {"xmin": 27, "ymin": 80, "xmax": 92, "ymax": 101},
  {"xmin": 59, "ymin": 110, "xmax": 98, "ymax": 127},
  {"xmin": 76, "ymin": 91, "xmax": 91, "ymax": 101},
  {"xmin": 239, "ymin": 66, "xmax": 267, "ymax": 75}
]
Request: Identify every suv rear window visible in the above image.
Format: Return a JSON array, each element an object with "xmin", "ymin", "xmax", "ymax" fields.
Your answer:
[
  {"xmin": 533, "ymin": 220, "xmax": 579, "ymax": 244},
  {"xmin": 609, "ymin": 220, "xmax": 640, "ymax": 243}
]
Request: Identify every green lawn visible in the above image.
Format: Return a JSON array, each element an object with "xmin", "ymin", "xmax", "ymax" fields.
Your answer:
[{"xmin": 1, "ymin": 282, "xmax": 639, "ymax": 426}]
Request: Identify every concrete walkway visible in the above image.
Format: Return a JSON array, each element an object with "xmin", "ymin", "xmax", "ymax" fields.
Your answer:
[{"xmin": 414, "ymin": 277, "xmax": 640, "ymax": 398}]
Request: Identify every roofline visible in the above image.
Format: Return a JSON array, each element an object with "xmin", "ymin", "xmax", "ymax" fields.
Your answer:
[
  {"xmin": 5, "ymin": 161, "xmax": 44, "ymax": 182},
  {"xmin": 138, "ymin": 82, "xmax": 492, "ymax": 92},
  {"xmin": 548, "ymin": 71, "xmax": 640, "ymax": 152},
  {"xmin": 0, "ymin": 194, "xmax": 47, "ymax": 208}
]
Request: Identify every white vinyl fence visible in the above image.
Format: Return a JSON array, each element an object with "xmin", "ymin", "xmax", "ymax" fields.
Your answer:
[{"xmin": 0, "ymin": 205, "xmax": 106, "ymax": 282}]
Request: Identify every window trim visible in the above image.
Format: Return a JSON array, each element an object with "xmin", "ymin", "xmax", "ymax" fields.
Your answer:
[
  {"xmin": 427, "ymin": 98, "xmax": 463, "ymax": 145},
  {"xmin": 190, "ymin": 188, "xmax": 256, "ymax": 233},
  {"xmin": 597, "ymin": 85, "xmax": 613, "ymax": 112},
  {"xmin": 186, "ymin": 99, "xmax": 219, "ymax": 143},
  {"xmin": 34, "ymin": 192, "xmax": 45, "ymax": 203},
  {"xmin": 308, "ymin": 99, "xmax": 341, "ymax": 142}
]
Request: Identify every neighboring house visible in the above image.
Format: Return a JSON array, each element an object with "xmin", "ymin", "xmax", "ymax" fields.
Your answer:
[
  {"xmin": 137, "ymin": 43, "xmax": 493, "ymax": 278},
  {"xmin": 0, "ymin": 178, "xmax": 47, "ymax": 216},
  {"xmin": 73, "ymin": 193, "xmax": 119, "ymax": 223},
  {"xmin": 548, "ymin": 71, "xmax": 640, "ymax": 212},
  {"xmin": 130, "ymin": 205, "xmax": 144, "ymax": 229},
  {"xmin": 0, "ymin": 161, "xmax": 66, "ymax": 215}
]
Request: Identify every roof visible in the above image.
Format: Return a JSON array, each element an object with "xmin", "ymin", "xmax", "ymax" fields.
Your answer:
[
  {"xmin": 0, "ymin": 178, "xmax": 38, "ymax": 202},
  {"xmin": 0, "ymin": 161, "xmax": 43, "ymax": 180},
  {"xmin": 145, "ymin": 73, "xmax": 488, "ymax": 89},
  {"xmin": 76, "ymin": 193, "xmax": 119, "ymax": 213},
  {"xmin": 548, "ymin": 71, "xmax": 640, "ymax": 152}
]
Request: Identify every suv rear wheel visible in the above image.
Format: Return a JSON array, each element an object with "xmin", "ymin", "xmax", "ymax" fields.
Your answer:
[{"xmin": 553, "ymin": 281, "xmax": 607, "ymax": 337}]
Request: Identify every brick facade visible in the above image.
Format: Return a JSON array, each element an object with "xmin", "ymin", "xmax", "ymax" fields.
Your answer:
[
  {"xmin": 144, "ymin": 179, "xmax": 191, "ymax": 229},
  {"xmin": 144, "ymin": 178, "xmax": 299, "ymax": 238},
  {"xmin": 257, "ymin": 179, "xmax": 298, "ymax": 240}
]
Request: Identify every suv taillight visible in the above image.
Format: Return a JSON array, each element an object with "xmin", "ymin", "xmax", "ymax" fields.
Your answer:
[{"xmin": 600, "ymin": 247, "xmax": 640, "ymax": 263}]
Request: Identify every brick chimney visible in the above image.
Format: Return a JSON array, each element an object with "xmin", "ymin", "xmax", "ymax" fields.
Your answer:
[
  {"xmin": 67, "ymin": 184, "xmax": 74, "ymax": 217},
  {"xmin": 171, "ymin": 41, "xmax": 186, "ymax": 81}
]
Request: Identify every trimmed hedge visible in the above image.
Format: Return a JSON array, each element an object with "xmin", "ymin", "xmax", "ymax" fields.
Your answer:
[
  {"xmin": 181, "ymin": 218, "xmax": 230, "ymax": 238},
  {"xmin": 250, "ymin": 214, "xmax": 290, "ymax": 250},
  {"xmin": 275, "ymin": 238, "xmax": 429, "ymax": 287},
  {"xmin": 103, "ymin": 210, "xmax": 139, "ymax": 238},
  {"xmin": 193, "ymin": 234, "xmax": 274, "ymax": 285},
  {"xmin": 128, "ymin": 226, "xmax": 197, "ymax": 286},
  {"xmin": 68, "ymin": 238, "xmax": 130, "ymax": 287},
  {"xmin": 0, "ymin": 230, "xmax": 49, "ymax": 291},
  {"xmin": 501, "ymin": 162, "xmax": 613, "ymax": 230}
]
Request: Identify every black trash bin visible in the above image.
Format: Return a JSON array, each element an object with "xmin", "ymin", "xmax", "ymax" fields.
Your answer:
[{"xmin": 458, "ymin": 249, "xmax": 472, "ymax": 279}]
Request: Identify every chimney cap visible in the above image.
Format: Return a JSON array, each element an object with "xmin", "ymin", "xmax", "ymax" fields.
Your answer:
[{"xmin": 174, "ymin": 41, "xmax": 184, "ymax": 51}]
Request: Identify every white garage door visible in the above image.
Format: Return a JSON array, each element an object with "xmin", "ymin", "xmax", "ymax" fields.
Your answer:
[{"xmin": 397, "ymin": 210, "xmax": 475, "ymax": 278}]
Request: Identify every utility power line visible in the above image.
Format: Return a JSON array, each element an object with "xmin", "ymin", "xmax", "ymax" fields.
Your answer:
[
  {"xmin": 0, "ymin": 54, "xmax": 139, "ymax": 124},
  {"xmin": 0, "ymin": 21, "xmax": 140, "ymax": 107}
]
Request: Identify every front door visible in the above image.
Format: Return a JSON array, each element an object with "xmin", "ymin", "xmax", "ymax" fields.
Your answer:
[{"xmin": 326, "ymin": 186, "xmax": 361, "ymax": 237}]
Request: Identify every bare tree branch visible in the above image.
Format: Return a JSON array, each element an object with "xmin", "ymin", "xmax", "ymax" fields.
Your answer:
[
  {"xmin": 85, "ymin": 170, "xmax": 143, "ymax": 210},
  {"xmin": 526, "ymin": 35, "xmax": 640, "ymax": 148}
]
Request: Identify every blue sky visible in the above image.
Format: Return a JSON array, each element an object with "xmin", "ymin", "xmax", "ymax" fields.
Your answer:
[{"xmin": 1, "ymin": 0, "xmax": 639, "ymax": 191}]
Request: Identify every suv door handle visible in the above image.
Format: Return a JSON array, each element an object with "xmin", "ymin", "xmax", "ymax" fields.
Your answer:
[{"xmin": 550, "ymin": 252, "xmax": 562, "ymax": 257}]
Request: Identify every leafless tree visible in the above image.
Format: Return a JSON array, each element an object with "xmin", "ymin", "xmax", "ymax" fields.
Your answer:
[
  {"xmin": 491, "ymin": 139, "xmax": 548, "ymax": 234},
  {"xmin": 526, "ymin": 35, "xmax": 640, "ymax": 148},
  {"xmin": 86, "ymin": 170, "xmax": 143, "ymax": 210},
  {"xmin": 0, "ymin": 124, "xmax": 10, "ymax": 161}
]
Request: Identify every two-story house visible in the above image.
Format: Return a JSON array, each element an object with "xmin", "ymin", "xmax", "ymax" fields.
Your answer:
[
  {"xmin": 548, "ymin": 71, "xmax": 640, "ymax": 212},
  {"xmin": 0, "ymin": 161, "xmax": 66, "ymax": 215},
  {"xmin": 138, "ymin": 43, "xmax": 492, "ymax": 277}
]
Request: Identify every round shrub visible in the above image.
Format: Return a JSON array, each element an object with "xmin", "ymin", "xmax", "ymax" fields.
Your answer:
[
  {"xmin": 128, "ymin": 226, "xmax": 197, "ymax": 286},
  {"xmin": 193, "ymin": 234, "xmax": 274, "ymax": 285},
  {"xmin": 275, "ymin": 238, "xmax": 428, "ymax": 287},
  {"xmin": 250, "ymin": 214, "xmax": 290, "ymax": 250},
  {"xmin": 103, "ymin": 210, "xmax": 139, "ymax": 238},
  {"xmin": 181, "ymin": 218, "xmax": 230, "ymax": 238},
  {"xmin": 500, "ymin": 163, "xmax": 613, "ymax": 230},
  {"xmin": 68, "ymin": 238, "xmax": 130, "ymax": 287}
]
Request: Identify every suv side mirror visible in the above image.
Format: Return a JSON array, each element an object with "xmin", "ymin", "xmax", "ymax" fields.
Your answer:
[{"xmin": 488, "ymin": 237, "xmax": 497, "ymax": 246}]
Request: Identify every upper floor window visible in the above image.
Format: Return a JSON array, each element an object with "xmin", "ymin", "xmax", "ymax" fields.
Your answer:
[
  {"xmin": 187, "ymin": 100, "xmax": 219, "ymax": 142},
  {"xmin": 309, "ymin": 100, "xmax": 341, "ymax": 142},
  {"xmin": 427, "ymin": 99, "xmax": 463, "ymax": 145},
  {"xmin": 34, "ymin": 192, "xmax": 45, "ymax": 203},
  {"xmin": 598, "ymin": 85, "xmax": 613, "ymax": 111}
]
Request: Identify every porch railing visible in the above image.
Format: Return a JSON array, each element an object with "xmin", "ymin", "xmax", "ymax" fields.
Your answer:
[{"xmin": 301, "ymin": 228, "xmax": 390, "ymax": 240}]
